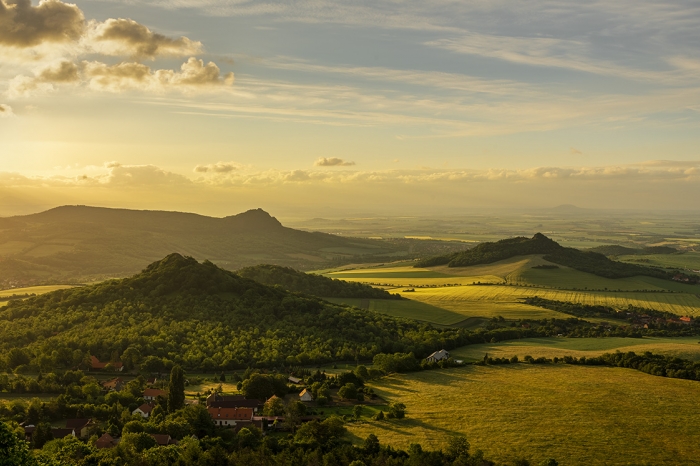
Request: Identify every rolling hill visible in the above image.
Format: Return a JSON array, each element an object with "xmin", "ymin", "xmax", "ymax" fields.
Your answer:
[
  {"xmin": 416, "ymin": 233, "xmax": 699, "ymax": 284},
  {"xmin": 0, "ymin": 205, "xmax": 411, "ymax": 287},
  {"xmin": 0, "ymin": 254, "xmax": 467, "ymax": 371}
]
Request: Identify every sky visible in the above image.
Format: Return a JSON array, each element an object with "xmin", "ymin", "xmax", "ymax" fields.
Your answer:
[{"xmin": 1, "ymin": 0, "xmax": 699, "ymax": 217}]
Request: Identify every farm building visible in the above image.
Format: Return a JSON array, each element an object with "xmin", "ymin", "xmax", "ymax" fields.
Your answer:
[
  {"xmin": 426, "ymin": 349, "xmax": 450, "ymax": 363},
  {"xmin": 90, "ymin": 356, "xmax": 123, "ymax": 372},
  {"xmin": 143, "ymin": 388, "xmax": 167, "ymax": 401},
  {"xmin": 133, "ymin": 403, "xmax": 154, "ymax": 418},
  {"xmin": 206, "ymin": 393, "xmax": 264, "ymax": 412},
  {"xmin": 65, "ymin": 419, "xmax": 94, "ymax": 439},
  {"xmin": 208, "ymin": 407, "xmax": 254, "ymax": 426},
  {"xmin": 101, "ymin": 378, "xmax": 124, "ymax": 391},
  {"xmin": 96, "ymin": 433, "xmax": 120, "ymax": 449},
  {"xmin": 299, "ymin": 389, "xmax": 313, "ymax": 402}
]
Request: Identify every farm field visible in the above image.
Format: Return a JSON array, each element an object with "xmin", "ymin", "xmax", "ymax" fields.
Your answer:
[
  {"xmin": 448, "ymin": 336, "xmax": 700, "ymax": 362},
  {"xmin": 618, "ymin": 251, "xmax": 700, "ymax": 271},
  {"xmin": 324, "ymin": 258, "xmax": 700, "ymax": 322},
  {"xmin": 0, "ymin": 285, "xmax": 77, "ymax": 307},
  {"xmin": 347, "ymin": 365, "xmax": 700, "ymax": 465}
]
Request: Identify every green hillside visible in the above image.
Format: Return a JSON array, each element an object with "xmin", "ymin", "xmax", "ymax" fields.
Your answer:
[
  {"xmin": 237, "ymin": 264, "xmax": 401, "ymax": 299},
  {"xmin": 416, "ymin": 233, "xmax": 699, "ymax": 284},
  {"xmin": 0, "ymin": 206, "xmax": 410, "ymax": 287},
  {"xmin": 0, "ymin": 254, "xmax": 467, "ymax": 372}
]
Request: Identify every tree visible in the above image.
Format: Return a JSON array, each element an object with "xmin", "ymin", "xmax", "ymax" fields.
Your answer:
[
  {"xmin": 374, "ymin": 410, "xmax": 384, "ymax": 421},
  {"xmin": 285, "ymin": 401, "xmax": 307, "ymax": 432},
  {"xmin": 337, "ymin": 383, "xmax": 357, "ymax": 400},
  {"xmin": 0, "ymin": 421, "xmax": 37, "ymax": 466},
  {"xmin": 353, "ymin": 405, "xmax": 364, "ymax": 420},
  {"xmin": 31, "ymin": 422, "xmax": 54, "ymax": 449},
  {"xmin": 168, "ymin": 365, "xmax": 185, "ymax": 412},
  {"xmin": 262, "ymin": 396, "xmax": 285, "ymax": 416},
  {"xmin": 363, "ymin": 433, "xmax": 380, "ymax": 455},
  {"xmin": 539, "ymin": 460, "xmax": 559, "ymax": 466},
  {"xmin": 445, "ymin": 435, "xmax": 470, "ymax": 461},
  {"xmin": 387, "ymin": 402, "xmax": 406, "ymax": 419}
]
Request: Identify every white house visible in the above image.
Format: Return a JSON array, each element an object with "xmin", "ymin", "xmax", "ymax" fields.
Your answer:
[
  {"xmin": 425, "ymin": 349, "xmax": 450, "ymax": 363},
  {"xmin": 299, "ymin": 389, "xmax": 313, "ymax": 402},
  {"xmin": 132, "ymin": 404, "xmax": 154, "ymax": 419}
]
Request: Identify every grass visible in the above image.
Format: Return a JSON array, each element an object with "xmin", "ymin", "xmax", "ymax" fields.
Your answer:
[
  {"xmin": 618, "ymin": 252, "xmax": 700, "ymax": 271},
  {"xmin": 0, "ymin": 285, "xmax": 76, "ymax": 296},
  {"xmin": 347, "ymin": 365, "xmax": 700, "ymax": 465},
  {"xmin": 448, "ymin": 336, "xmax": 700, "ymax": 362}
]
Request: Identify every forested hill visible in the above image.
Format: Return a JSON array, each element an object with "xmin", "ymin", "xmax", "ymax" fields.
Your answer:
[
  {"xmin": 416, "ymin": 234, "xmax": 699, "ymax": 283},
  {"xmin": 238, "ymin": 264, "xmax": 402, "ymax": 299},
  {"xmin": 0, "ymin": 205, "xmax": 406, "ymax": 288},
  {"xmin": 0, "ymin": 254, "xmax": 463, "ymax": 372}
]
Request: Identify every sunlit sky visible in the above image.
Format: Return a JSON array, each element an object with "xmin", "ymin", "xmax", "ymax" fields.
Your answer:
[{"xmin": 1, "ymin": 0, "xmax": 699, "ymax": 216}]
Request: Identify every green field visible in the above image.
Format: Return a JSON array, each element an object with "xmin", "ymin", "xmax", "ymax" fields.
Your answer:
[
  {"xmin": 325, "ymin": 257, "xmax": 700, "ymax": 322},
  {"xmin": 449, "ymin": 336, "xmax": 700, "ymax": 362},
  {"xmin": 347, "ymin": 365, "xmax": 700, "ymax": 465},
  {"xmin": 618, "ymin": 251, "xmax": 700, "ymax": 271}
]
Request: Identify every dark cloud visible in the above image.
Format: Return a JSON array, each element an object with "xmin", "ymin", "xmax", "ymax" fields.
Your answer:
[
  {"xmin": 38, "ymin": 60, "xmax": 79, "ymax": 82},
  {"xmin": 314, "ymin": 157, "xmax": 355, "ymax": 166},
  {"xmin": 0, "ymin": 103, "xmax": 12, "ymax": 117},
  {"xmin": 0, "ymin": 0, "xmax": 84, "ymax": 47}
]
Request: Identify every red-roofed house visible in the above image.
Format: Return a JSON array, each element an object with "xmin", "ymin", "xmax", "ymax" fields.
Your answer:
[
  {"xmin": 65, "ymin": 419, "xmax": 94, "ymax": 439},
  {"xmin": 143, "ymin": 388, "xmax": 167, "ymax": 401},
  {"xmin": 91, "ymin": 356, "xmax": 123, "ymax": 372},
  {"xmin": 102, "ymin": 378, "xmax": 124, "ymax": 392},
  {"xmin": 133, "ymin": 403, "xmax": 155, "ymax": 418},
  {"xmin": 96, "ymin": 433, "xmax": 120, "ymax": 449},
  {"xmin": 151, "ymin": 434, "xmax": 177, "ymax": 446},
  {"xmin": 208, "ymin": 407, "xmax": 254, "ymax": 426}
]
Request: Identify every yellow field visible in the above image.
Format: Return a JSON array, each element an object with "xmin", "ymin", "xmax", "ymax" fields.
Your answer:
[
  {"xmin": 0, "ymin": 285, "xmax": 76, "ymax": 297},
  {"xmin": 449, "ymin": 336, "xmax": 700, "ymax": 362},
  {"xmin": 347, "ymin": 365, "xmax": 700, "ymax": 465},
  {"xmin": 325, "ymin": 258, "xmax": 700, "ymax": 321}
]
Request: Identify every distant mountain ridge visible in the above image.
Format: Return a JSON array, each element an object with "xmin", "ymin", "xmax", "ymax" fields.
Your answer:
[
  {"xmin": 416, "ymin": 233, "xmax": 699, "ymax": 283},
  {"xmin": 0, "ymin": 205, "xmax": 403, "ymax": 287}
]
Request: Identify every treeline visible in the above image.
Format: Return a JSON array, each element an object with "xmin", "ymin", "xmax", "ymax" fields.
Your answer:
[
  {"xmin": 522, "ymin": 297, "xmax": 697, "ymax": 330},
  {"xmin": 237, "ymin": 264, "xmax": 402, "ymax": 300},
  {"xmin": 510, "ymin": 351, "xmax": 700, "ymax": 382},
  {"xmin": 587, "ymin": 245, "xmax": 677, "ymax": 256},
  {"xmin": 415, "ymin": 233, "xmax": 699, "ymax": 284}
]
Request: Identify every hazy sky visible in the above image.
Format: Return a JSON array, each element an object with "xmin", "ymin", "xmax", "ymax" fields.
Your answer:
[{"xmin": 1, "ymin": 0, "xmax": 699, "ymax": 216}]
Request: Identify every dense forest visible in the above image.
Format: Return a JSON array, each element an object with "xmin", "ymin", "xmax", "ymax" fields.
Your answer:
[
  {"xmin": 0, "ymin": 254, "xmax": 468, "ymax": 372},
  {"xmin": 237, "ymin": 264, "xmax": 402, "ymax": 300},
  {"xmin": 415, "ymin": 234, "xmax": 700, "ymax": 283}
]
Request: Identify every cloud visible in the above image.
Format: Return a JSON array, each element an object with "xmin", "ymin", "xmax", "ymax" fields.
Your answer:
[
  {"xmin": 570, "ymin": 147, "xmax": 583, "ymax": 155},
  {"xmin": 194, "ymin": 161, "xmax": 239, "ymax": 173},
  {"xmin": 314, "ymin": 157, "xmax": 355, "ymax": 166},
  {"xmin": 0, "ymin": 0, "xmax": 85, "ymax": 48},
  {"xmin": 9, "ymin": 57, "xmax": 234, "ymax": 95},
  {"xmin": 88, "ymin": 18, "xmax": 202, "ymax": 59},
  {"xmin": 0, "ymin": 103, "xmax": 13, "ymax": 117}
]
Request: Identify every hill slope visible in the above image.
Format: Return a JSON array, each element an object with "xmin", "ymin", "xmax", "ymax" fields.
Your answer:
[
  {"xmin": 416, "ymin": 234, "xmax": 699, "ymax": 283},
  {"xmin": 237, "ymin": 264, "xmax": 402, "ymax": 300},
  {"xmin": 0, "ymin": 206, "xmax": 404, "ymax": 287},
  {"xmin": 0, "ymin": 254, "xmax": 466, "ymax": 371}
]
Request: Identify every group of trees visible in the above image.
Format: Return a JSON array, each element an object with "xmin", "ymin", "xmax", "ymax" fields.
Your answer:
[{"xmin": 237, "ymin": 264, "xmax": 402, "ymax": 300}]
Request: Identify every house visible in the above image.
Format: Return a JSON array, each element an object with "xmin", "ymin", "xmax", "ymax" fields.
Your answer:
[
  {"xmin": 206, "ymin": 393, "xmax": 263, "ymax": 412},
  {"xmin": 96, "ymin": 433, "xmax": 120, "ymax": 449},
  {"xmin": 133, "ymin": 403, "xmax": 154, "ymax": 418},
  {"xmin": 143, "ymin": 388, "xmax": 167, "ymax": 401},
  {"xmin": 91, "ymin": 356, "xmax": 123, "ymax": 372},
  {"xmin": 102, "ymin": 378, "xmax": 124, "ymax": 392},
  {"xmin": 207, "ymin": 407, "xmax": 254, "ymax": 426},
  {"xmin": 299, "ymin": 389, "xmax": 313, "ymax": 402},
  {"xmin": 146, "ymin": 377, "xmax": 158, "ymax": 385},
  {"xmin": 425, "ymin": 349, "xmax": 450, "ymax": 363},
  {"xmin": 680, "ymin": 316, "xmax": 692, "ymax": 324},
  {"xmin": 288, "ymin": 376, "xmax": 302, "ymax": 384},
  {"xmin": 65, "ymin": 419, "xmax": 93, "ymax": 439},
  {"xmin": 151, "ymin": 434, "xmax": 177, "ymax": 446}
]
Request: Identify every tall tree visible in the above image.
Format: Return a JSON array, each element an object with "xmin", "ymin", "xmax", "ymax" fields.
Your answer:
[
  {"xmin": 168, "ymin": 365, "xmax": 185, "ymax": 412},
  {"xmin": 0, "ymin": 422, "xmax": 37, "ymax": 466}
]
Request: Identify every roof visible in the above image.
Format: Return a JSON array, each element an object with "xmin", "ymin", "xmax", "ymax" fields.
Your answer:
[
  {"xmin": 65, "ymin": 419, "xmax": 91, "ymax": 430},
  {"xmin": 207, "ymin": 407, "xmax": 254, "ymax": 420},
  {"xmin": 151, "ymin": 434, "xmax": 174, "ymax": 446},
  {"xmin": 288, "ymin": 376, "xmax": 302, "ymax": 384},
  {"xmin": 91, "ymin": 355, "xmax": 123, "ymax": 370},
  {"xmin": 96, "ymin": 433, "xmax": 118, "ymax": 449},
  {"xmin": 135, "ymin": 403, "xmax": 154, "ymax": 414},
  {"xmin": 207, "ymin": 398, "xmax": 263, "ymax": 409},
  {"xmin": 427, "ymin": 349, "xmax": 450, "ymax": 359},
  {"xmin": 143, "ymin": 388, "xmax": 167, "ymax": 397},
  {"xmin": 52, "ymin": 428, "xmax": 76, "ymax": 439},
  {"xmin": 299, "ymin": 389, "xmax": 312, "ymax": 399},
  {"xmin": 102, "ymin": 378, "xmax": 124, "ymax": 389}
]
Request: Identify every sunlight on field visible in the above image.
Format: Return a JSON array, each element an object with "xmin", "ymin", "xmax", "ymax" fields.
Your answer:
[
  {"xmin": 0, "ymin": 285, "xmax": 76, "ymax": 296},
  {"xmin": 324, "ymin": 297, "xmax": 469, "ymax": 325},
  {"xmin": 449, "ymin": 336, "xmax": 700, "ymax": 362},
  {"xmin": 348, "ymin": 365, "xmax": 700, "ymax": 465}
]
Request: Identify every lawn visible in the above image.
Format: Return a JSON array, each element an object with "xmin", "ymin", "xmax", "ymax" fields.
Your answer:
[{"xmin": 347, "ymin": 365, "xmax": 700, "ymax": 465}]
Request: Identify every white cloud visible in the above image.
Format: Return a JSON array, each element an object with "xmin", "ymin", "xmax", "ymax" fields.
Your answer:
[{"xmin": 194, "ymin": 161, "xmax": 240, "ymax": 173}]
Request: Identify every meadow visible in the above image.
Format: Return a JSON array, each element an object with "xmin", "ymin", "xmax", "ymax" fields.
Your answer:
[
  {"xmin": 324, "ymin": 256, "xmax": 700, "ymax": 324},
  {"xmin": 347, "ymin": 364, "xmax": 700, "ymax": 465}
]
